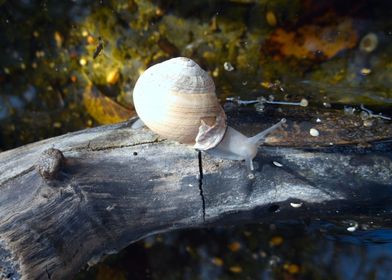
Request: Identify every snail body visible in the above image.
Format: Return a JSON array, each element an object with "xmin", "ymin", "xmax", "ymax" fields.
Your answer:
[{"xmin": 133, "ymin": 57, "xmax": 285, "ymax": 170}]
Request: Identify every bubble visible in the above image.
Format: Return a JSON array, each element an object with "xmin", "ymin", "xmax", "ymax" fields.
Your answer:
[
  {"xmin": 223, "ymin": 62, "xmax": 234, "ymax": 71},
  {"xmin": 359, "ymin": 32, "xmax": 378, "ymax": 53}
]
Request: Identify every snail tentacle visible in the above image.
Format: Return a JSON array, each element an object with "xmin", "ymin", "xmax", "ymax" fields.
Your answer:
[{"xmin": 249, "ymin": 118, "xmax": 286, "ymax": 145}]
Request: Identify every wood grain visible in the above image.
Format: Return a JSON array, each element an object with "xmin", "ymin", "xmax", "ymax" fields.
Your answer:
[{"xmin": 0, "ymin": 107, "xmax": 391, "ymax": 279}]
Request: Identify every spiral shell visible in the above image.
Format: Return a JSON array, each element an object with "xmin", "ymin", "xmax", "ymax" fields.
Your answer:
[{"xmin": 133, "ymin": 57, "xmax": 227, "ymax": 150}]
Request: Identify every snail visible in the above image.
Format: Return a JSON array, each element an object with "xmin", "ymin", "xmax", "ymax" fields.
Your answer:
[{"xmin": 133, "ymin": 57, "xmax": 285, "ymax": 170}]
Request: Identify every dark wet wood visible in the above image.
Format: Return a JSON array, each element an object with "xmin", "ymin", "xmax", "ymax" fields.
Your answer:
[
  {"xmin": 227, "ymin": 105, "xmax": 392, "ymax": 146},
  {"xmin": 0, "ymin": 107, "xmax": 391, "ymax": 280}
]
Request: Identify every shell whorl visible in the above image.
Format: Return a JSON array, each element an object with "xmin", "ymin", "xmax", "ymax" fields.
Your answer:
[
  {"xmin": 133, "ymin": 57, "xmax": 226, "ymax": 149},
  {"xmin": 139, "ymin": 57, "xmax": 215, "ymax": 94}
]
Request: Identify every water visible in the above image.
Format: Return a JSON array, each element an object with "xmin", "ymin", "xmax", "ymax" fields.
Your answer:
[
  {"xmin": 1, "ymin": 0, "xmax": 392, "ymax": 279},
  {"xmin": 75, "ymin": 222, "xmax": 392, "ymax": 280}
]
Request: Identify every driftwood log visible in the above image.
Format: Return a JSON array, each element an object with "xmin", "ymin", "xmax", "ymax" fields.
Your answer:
[{"xmin": 0, "ymin": 106, "xmax": 392, "ymax": 279}]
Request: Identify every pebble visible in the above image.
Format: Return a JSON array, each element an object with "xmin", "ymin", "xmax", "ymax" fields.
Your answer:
[
  {"xmin": 309, "ymin": 128, "xmax": 319, "ymax": 137},
  {"xmin": 290, "ymin": 202, "xmax": 303, "ymax": 208},
  {"xmin": 273, "ymin": 161, "xmax": 283, "ymax": 167}
]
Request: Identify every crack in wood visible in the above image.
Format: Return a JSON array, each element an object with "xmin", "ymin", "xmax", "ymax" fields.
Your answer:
[
  {"xmin": 69, "ymin": 139, "xmax": 165, "ymax": 152},
  {"xmin": 45, "ymin": 265, "xmax": 52, "ymax": 279},
  {"xmin": 198, "ymin": 151, "xmax": 206, "ymax": 222},
  {"xmin": 0, "ymin": 166, "xmax": 35, "ymax": 188}
]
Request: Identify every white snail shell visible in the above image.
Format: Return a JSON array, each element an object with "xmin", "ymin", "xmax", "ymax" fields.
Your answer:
[
  {"xmin": 133, "ymin": 57, "xmax": 286, "ymax": 171},
  {"xmin": 133, "ymin": 57, "xmax": 226, "ymax": 150}
]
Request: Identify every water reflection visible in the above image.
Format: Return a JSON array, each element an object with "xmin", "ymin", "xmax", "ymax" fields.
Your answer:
[{"xmin": 75, "ymin": 222, "xmax": 392, "ymax": 280}]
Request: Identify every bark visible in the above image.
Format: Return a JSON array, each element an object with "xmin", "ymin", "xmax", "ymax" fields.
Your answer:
[{"xmin": 0, "ymin": 107, "xmax": 391, "ymax": 279}]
